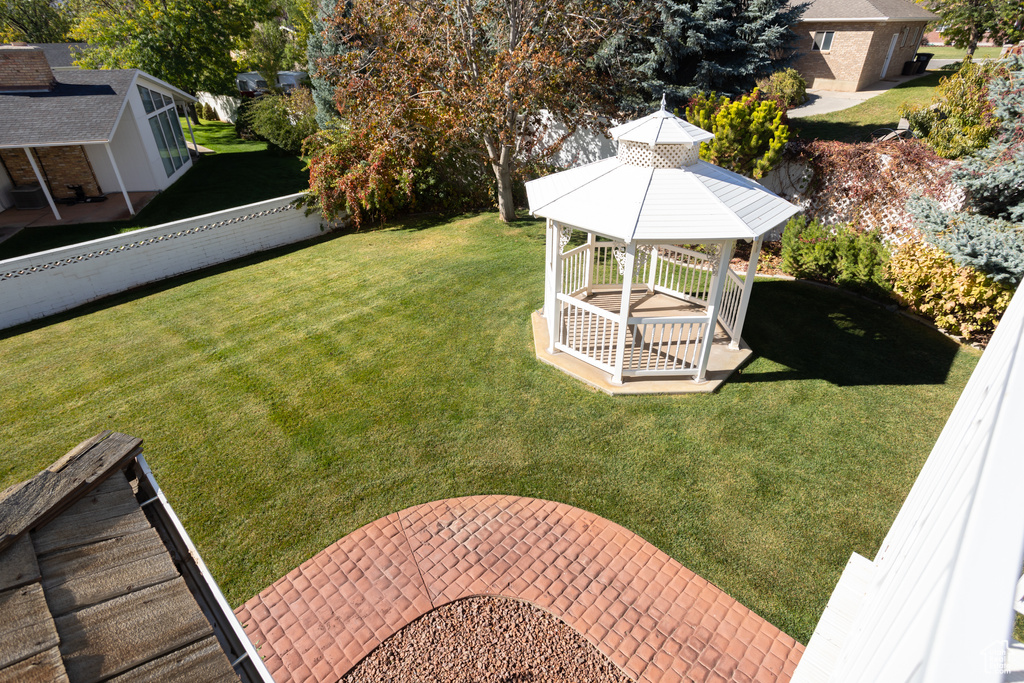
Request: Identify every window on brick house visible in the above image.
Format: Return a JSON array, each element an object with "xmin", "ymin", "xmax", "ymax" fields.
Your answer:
[
  {"xmin": 900, "ymin": 27, "xmax": 910, "ymax": 47},
  {"xmin": 137, "ymin": 84, "xmax": 189, "ymax": 177},
  {"xmin": 812, "ymin": 31, "xmax": 834, "ymax": 51}
]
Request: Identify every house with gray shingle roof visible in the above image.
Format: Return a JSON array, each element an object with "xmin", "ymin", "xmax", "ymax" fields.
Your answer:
[
  {"xmin": 790, "ymin": 0, "xmax": 936, "ymax": 91},
  {"xmin": 0, "ymin": 44, "xmax": 198, "ymax": 221}
]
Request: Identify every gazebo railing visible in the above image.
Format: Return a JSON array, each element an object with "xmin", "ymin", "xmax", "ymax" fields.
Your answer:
[
  {"xmin": 717, "ymin": 269, "xmax": 744, "ymax": 338},
  {"xmin": 561, "ymin": 243, "xmax": 592, "ymax": 296},
  {"xmin": 651, "ymin": 246, "xmax": 713, "ymax": 305},
  {"xmin": 590, "ymin": 242, "xmax": 652, "ymax": 287},
  {"xmin": 555, "ymin": 294, "xmax": 619, "ymax": 373},
  {"xmin": 621, "ymin": 314, "xmax": 710, "ymax": 376}
]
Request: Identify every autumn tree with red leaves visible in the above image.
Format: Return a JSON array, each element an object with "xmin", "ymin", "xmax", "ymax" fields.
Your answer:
[{"xmin": 308, "ymin": 0, "xmax": 644, "ymax": 224}]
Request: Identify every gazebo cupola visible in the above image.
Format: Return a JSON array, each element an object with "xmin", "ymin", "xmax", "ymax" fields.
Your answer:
[{"xmin": 525, "ymin": 100, "xmax": 801, "ymax": 392}]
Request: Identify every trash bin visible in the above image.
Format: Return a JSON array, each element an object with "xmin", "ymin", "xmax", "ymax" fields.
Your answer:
[
  {"xmin": 915, "ymin": 52, "xmax": 934, "ymax": 72},
  {"xmin": 902, "ymin": 61, "xmax": 917, "ymax": 76}
]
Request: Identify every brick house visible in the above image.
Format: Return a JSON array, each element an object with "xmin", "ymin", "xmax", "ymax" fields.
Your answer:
[
  {"xmin": 791, "ymin": 0, "xmax": 936, "ymax": 92},
  {"xmin": 0, "ymin": 44, "xmax": 198, "ymax": 221}
]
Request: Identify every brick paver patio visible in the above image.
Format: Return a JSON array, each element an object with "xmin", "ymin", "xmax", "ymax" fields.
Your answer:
[{"xmin": 235, "ymin": 496, "xmax": 803, "ymax": 682}]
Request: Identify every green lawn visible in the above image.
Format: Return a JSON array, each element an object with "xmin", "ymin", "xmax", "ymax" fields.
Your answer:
[
  {"xmin": 0, "ymin": 121, "xmax": 308, "ymax": 261},
  {"xmin": 793, "ymin": 72, "xmax": 945, "ymax": 143},
  {"xmin": 922, "ymin": 45, "xmax": 1005, "ymax": 59},
  {"xmin": 0, "ymin": 212, "xmax": 978, "ymax": 644}
]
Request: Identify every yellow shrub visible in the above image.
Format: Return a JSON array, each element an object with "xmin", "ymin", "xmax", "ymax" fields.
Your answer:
[{"xmin": 888, "ymin": 241, "xmax": 1013, "ymax": 339}]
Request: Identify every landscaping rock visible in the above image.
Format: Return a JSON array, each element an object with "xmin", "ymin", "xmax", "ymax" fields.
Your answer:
[{"xmin": 340, "ymin": 596, "xmax": 632, "ymax": 683}]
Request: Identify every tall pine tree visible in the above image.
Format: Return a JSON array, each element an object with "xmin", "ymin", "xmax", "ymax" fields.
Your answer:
[
  {"xmin": 306, "ymin": 0, "xmax": 347, "ymax": 128},
  {"xmin": 625, "ymin": 0, "xmax": 807, "ymax": 110}
]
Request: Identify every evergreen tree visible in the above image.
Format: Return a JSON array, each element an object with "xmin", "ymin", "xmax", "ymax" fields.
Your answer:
[
  {"xmin": 909, "ymin": 55, "xmax": 1024, "ymax": 285},
  {"xmin": 625, "ymin": 0, "xmax": 808, "ymax": 110},
  {"xmin": 306, "ymin": 0, "xmax": 347, "ymax": 128}
]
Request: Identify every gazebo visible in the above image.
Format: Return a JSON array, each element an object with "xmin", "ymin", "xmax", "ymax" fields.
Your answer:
[{"xmin": 525, "ymin": 102, "xmax": 801, "ymax": 392}]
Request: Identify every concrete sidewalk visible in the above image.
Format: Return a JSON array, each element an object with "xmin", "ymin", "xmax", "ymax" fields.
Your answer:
[{"xmin": 787, "ymin": 65, "xmax": 951, "ymax": 119}]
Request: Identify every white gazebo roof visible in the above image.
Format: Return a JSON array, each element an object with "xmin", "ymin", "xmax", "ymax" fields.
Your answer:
[
  {"xmin": 526, "ymin": 105, "xmax": 801, "ymax": 243},
  {"xmin": 607, "ymin": 108, "xmax": 715, "ymax": 146}
]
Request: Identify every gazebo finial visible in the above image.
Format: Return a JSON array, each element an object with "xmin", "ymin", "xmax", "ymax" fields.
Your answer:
[{"xmin": 660, "ymin": 92, "xmax": 667, "ymax": 111}]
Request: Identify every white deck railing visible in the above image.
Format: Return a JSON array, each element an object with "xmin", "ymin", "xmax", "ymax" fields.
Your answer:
[
  {"xmin": 651, "ymin": 246, "xmax": 713, "ymax": 305},
  {"xmin": 555, "ymin": 294, "xmax": 619, "ymax": 373},
  {"xmin": 622, "ymin": 314, "xmax": 710, "ymax": 376}
]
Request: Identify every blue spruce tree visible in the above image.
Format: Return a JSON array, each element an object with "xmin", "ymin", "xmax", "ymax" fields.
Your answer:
[{"xmin": 909, "ymin": 55, "xmax": 1024, "ymax": 285}]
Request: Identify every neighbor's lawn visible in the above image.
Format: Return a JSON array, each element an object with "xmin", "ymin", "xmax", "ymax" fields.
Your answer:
[
  {"xmin": 0, "ymin": 213, "xmax": 978, "ymax": 644},
  {"xmin": 793, "ymin": 72, "xmax": 944, "ymax": 143},
  {"xmin": 0, "ymin": 121, "xmax": 308, "ymax": 261},
  {"xmin": 922, "ymin": 45, "xmax": 1005, "ymax": 60}
]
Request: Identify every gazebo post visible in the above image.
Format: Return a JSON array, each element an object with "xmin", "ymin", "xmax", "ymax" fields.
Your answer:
[
  {"xmin": 728, "ymin": 236, "xmax": 763, "ymax": 351},
  {"xmin": 694, "ymin": 242, "xmax": 735, "ymax": 383},
  {"xmin": 611, "ymin": 242, "xmax": 637, "ymax": 385},
  {"xmin": 647, "ymin": 246, "xmax": 659, "ymax": 292},
  {"xmin": 546, "ymin": 220, "xmax": 564, "ymax": 354},
  {"xmin": 584, "ymin": 232, "xmax": 596, "ymax": 296}
]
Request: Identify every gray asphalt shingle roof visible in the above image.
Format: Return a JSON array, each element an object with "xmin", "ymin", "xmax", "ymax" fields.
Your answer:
[
  {"xmin": 27, "ymin": 43, "xmax": 90, "ymax": 68},
  {"xmin": 0, "ymin": 69, "xmax": 135, "ymax": 147},
  {"xmin": 800, "ymin": 0, "xmax": 935, "ymax": 20}
]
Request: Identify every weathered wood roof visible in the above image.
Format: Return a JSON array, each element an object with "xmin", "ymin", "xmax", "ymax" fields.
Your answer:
[{"xmin": 0, "ymin": 432, "xmax": 241, "ymax": 683}]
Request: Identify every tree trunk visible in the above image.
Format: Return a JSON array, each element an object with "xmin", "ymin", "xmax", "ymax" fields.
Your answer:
[
  {"xmin": 486, "ymin": 137, "xmax": 516, "ymax": 222},
  {"xmin": 187, "ymin": 102, "xmax": 200, "ymax": 126}
]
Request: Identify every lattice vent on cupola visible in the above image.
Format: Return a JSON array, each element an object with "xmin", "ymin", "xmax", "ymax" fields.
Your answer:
[{"xmin": 617, "ymin": 140, "xmax": 700, "ymax": 169}]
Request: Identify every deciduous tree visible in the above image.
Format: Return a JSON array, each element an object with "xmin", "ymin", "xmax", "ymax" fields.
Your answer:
[
  {"xmin": 73, "ymin": 0, "xmax": 269, "ymax": 99},
  {"xmin": 312, "ymin": 0, "xmax": 646, "ymax": 223},
  {"xmin": 924, "ymin": 0, "xmax": 1023, "ymax": 56},
  {"xmin": 0, "ymin": 0, "xmax": 75, "ymax": 43}
]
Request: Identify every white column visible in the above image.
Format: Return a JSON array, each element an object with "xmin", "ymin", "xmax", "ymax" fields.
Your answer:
[
  {"xmin": 104, "ymin": 143, "xmax": 135, "ymax": 216},
  {"xmin": 611, "ymin": 242, "xmax": 637, "ymax": 385},
  {"xmin": 728, "ymin": 236, "xmax": 762, "ymax": 350},
  {"xmin": 694, "ymin": 241, "xmax": 735, "ymax": 383},
  {"xmin": 547, "ymin": 220, "xmax": 564, "ymax": 354},
  {"xmin": 23, "ymin": 147, "xmax": 60, "ymax": 221},
  {"xmin": 647, "ymin": 246, "xmax": 659, "ymax": 292},
  {"xmin": 584, "ymin": 231, "xmax": 596, "ymax": 295},
  {"xmin": 184, "ymin": 103, "xmax": 199, "ymax": 157}
]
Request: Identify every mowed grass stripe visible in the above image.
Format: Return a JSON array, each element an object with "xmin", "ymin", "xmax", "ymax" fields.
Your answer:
[{"xmin": 0, "ymin": 212, "xmax": 978, "ymax": 643}]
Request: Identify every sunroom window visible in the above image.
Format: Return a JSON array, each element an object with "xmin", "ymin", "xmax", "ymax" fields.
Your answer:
[{"xmin": 138, "ymin": 84, "xmax": 189, "ymax": 177}]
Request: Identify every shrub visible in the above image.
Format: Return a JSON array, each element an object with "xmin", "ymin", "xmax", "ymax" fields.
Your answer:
[
  {"xmin": 756, "ymin": 68, "xmax": 807, "ymax": 110},
  {"xmin": 234, "ymin": 97, "xmax": 261, "ymax": 141},
  {"xmin": 899, "ymin": 56, "xmax": 998, "ymax": 159},
  {"xmin": 888, "ymin": 240, "xmax": 1013, "ymax": 339},
  {"xmin": 684, "ymin": 91, "xmax": 790, "ymax": 179},
  {"xmin": 781, "ymin": 216, "xmax": 890, "ymax": 294},
  {"xmin": 200, "ymin": 102, "xmax": 219, "ymax": 121},
  {"xmin": 305, "ymin": 126, "xmax": 492, "ymax": 228},
  {"xmin": 243, "ymin": 88, "xmax": 319, "ymax": 156}
]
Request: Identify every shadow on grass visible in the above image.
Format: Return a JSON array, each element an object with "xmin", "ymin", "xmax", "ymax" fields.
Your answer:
[
  {"xmin": 0, "ymin": 229, "xmax": 348, "ymax": 341},
  {"xmin": 0, "ymin": 150, "xmax": 308, "ymax": 261},
  {"xmin": 736, "ymin": 279, "xmax": 961, "ymax": 386}
]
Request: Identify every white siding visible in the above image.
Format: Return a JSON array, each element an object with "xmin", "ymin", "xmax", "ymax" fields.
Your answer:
[{"xmin": 793, "ymin": 285, "xmax": 1024, "ymax": 683}]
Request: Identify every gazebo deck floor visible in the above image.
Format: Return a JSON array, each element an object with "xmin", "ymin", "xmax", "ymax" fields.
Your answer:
[{"xmin": 532, "ymin": 286, "xmax": 753, "ymax": 395}]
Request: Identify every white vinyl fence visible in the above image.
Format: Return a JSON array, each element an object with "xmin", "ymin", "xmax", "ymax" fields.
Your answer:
[{"xmin": 1, "ymin": 194, "xmax": 332, "ymax": 331}]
